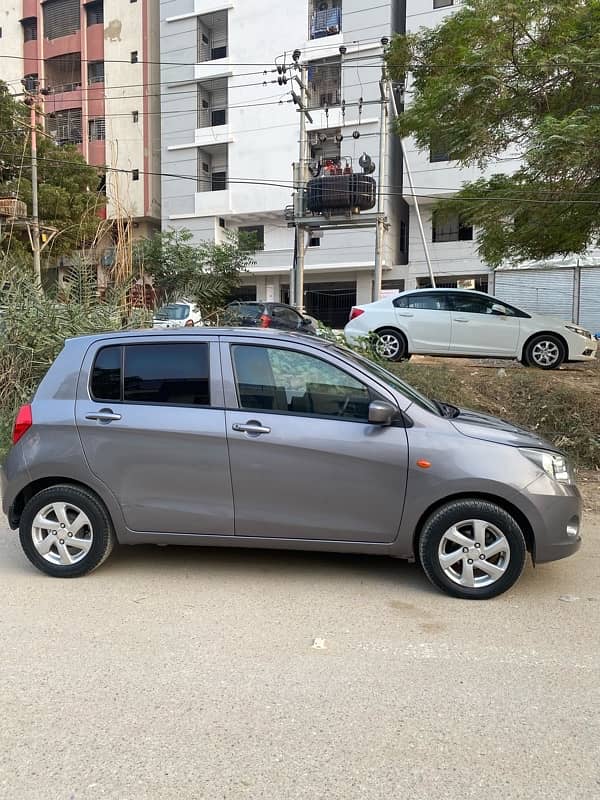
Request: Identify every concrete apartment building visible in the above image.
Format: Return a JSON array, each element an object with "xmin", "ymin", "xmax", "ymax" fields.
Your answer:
[
  {"xmin": 3, "ymin": 0, "xmax": 161, "ymax": 284},
  {"xmin": 160, "ymin": 0, "xmax": 409, "ymax": 326}
]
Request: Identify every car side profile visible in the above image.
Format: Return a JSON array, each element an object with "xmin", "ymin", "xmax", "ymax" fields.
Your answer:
[
  {"xmin": 1, "ymin": 328, "xmax": 582, "ymax": 599},
  {"xmin": 223, "ymin": 301, "xmax": 318, "ymax": 334},
  {"xmin": 345, "ymin": 288, "xmax": 598, "ymax": 368}
]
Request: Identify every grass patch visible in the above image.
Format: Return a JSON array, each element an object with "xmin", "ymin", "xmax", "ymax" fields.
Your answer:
[{"xmin": 392, "ymin": 361, "xmax": 600, "ymax": 469}]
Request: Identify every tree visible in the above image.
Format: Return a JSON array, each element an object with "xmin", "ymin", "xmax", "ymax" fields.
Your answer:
[
  {"xmin": 387, "ymin": 0, "xmax": 600, "ymax": 266},
  {"xmin": 136, "ymin": 228, "xmax": 257, "ymax": 314},
  {"xmin": 0, "ymin": 81, "xmax": 104, "ymax": 260}
]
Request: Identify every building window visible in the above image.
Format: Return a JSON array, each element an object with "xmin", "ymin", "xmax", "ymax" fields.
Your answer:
[
  {"xmin": 399, "ymin": 219, "xmax": 408, "ymax": 254},
  {"xmin": 238, "ymin": 225, "xmax": 264, "ymax": 250},
  {"xmin": 85, "ymin": 1, "xmax": 103, "ymax": 26},
  {"xmin": 197, "ymin": 11, "xmax": 228, "ymax": 63},
  {"xmin": 43, "ymin": 0, "xmax": 80, "ymax": 40},
  {"xmin": 382, "ymin": 279, "xmax": 405, "ymax": 293},
  {"xmin": 308, "ymin": 58, "xmax": 341, "ymax": 108},
  {"xmin": 211, "ymin": 171, "xmax": 227, "ymax": 192},
  {"xmin": 22, "ymin": 18, "xmax": 38, "ymax": 42},
  {"xmin": 433, "ymin": 0, "xmax": 454, "ymax": 7},
  {"xmin": 131, "ymin": 51, "xmax": 138, "ymax": 63},
  {"xmin": 47, "ymin": 108, "xmax": 83, "ymax": 145},
  {"xmin": 132, "ymin": 110, "xmax": 139, "ymax": 123},
  {"xmin": 429, "ymin": 133, "xmax": 451, "ymax": 163},
  {"xmin": 132, "ymin": 169, "xmax": 140, "ymax": 181},
  {"xmin": 197, "ymin": 79, "xmax": 228, "ymax": 129},
  {"xmin": 310, "ymin": 0, "xmax": 342, "ymax": 40},
  {"xmin": 87, "ymin": 61, "xmax": 104, "ymax": 85},
  {"xmin": 219, "ymin": 217, "xmax": 226, "ymax": 228},
  {"xmin": 309, "ymin": 236, "xmax": 321, "ymax": 247},
  {"xmin": 45, "ymin": 53, "xmax": 82, "ymax": 93},
  {"xmin": 88, "ymin": 117, "xmax": 105, "ymax": 141},
  {"xmin": 432, "ymin": 212, "xmax": 473, "ymax": 243}
]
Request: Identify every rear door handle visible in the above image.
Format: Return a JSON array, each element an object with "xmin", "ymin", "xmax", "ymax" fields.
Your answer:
[
  {"xmin": 453, "ymin": 318, "xmax": 469, "ymax": 323},
  {"xmin": 85, "ymin": 409, "xmax": 122, "ymax": 422},
  {"xmin": 232, "ymin": 422, "xmax": 271, "ymax": 435},
  {"xmin": 397, "ymin": 312, "xmax": 414, "ymax": 317}
]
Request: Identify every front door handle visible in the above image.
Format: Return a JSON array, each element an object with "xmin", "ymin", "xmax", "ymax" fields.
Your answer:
[
  {"xmin": 85, "ymin": 409, "xmax": 122, "ymax": 423},
  {"xmin": 232, "ymin": 421, "xmax": 271, "ymax": 436},
  {"xmin": 453, "ymin": 317, "xmax": 469, "ymax": 323},
  {"xmin": 397, "ymin": 312, "xmax": 414, "ymax": 317}
]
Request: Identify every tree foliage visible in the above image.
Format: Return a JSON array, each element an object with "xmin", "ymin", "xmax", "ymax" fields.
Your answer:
[
  {"xmin": 135, "ymin": 228, "xmax": 256, "ymax": 315},
  {"xmin": 387, "ymin": 0, "xmax": 600, "ymax": 266},
  {"xmin": 0, "ymin": 82, "xmax": 104, "ymax": 259}
]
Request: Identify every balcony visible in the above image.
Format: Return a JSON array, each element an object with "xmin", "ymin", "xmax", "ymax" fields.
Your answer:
[
  {"xmin": 308, "ymin": 59, "xmax": 342, "ymax": 109},
  {"xmin": 197, "ymin": 10, "xmax": 228, "ymax": 63},
  {"xmin": 310, "ymin": 6, "xmax": 342, "ymax": 39}
]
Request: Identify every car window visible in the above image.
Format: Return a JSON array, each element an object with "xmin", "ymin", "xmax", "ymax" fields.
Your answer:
[
  {"xmin": 231, "ymin": 345, "xmax": 372, "ymax": 421},
  {"xmin": 122, "ymin": 344, "xmax": 210, "ymax": 406},
  {"xmin": 271, "ymin": 306, "xmax": 301, "ymax": 327},
  {"xmin": 405, "ymin": 293, "xmax": 450, "ymax": 311},
  {"xmin": 393, "ymin": 296, "xmax": 408, "ymax": 308},
  {"xmin": 448, "ymin": 293, "xmax": 497, "ymax": 314},
  {"xmin": 91, "ymin": 346, "xmax": 121, "ymax": 401},
  {"xmin": 154, "ymin": 303, "xmax": 190, "ymax": 321}
]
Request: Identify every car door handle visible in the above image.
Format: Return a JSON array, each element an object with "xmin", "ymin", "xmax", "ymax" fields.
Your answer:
[
  {"xmin": 85, "ymin": 409, "xmax": 122, "ymax": 422},
  {"xmin": 453, "ymin": 318, "xmax": 469, "ymax": 323},
  {"xmin": 232, "ymin": 421, "xmax": 271, "ymax": 435},
  {"xmin": 397, "ymin": 312, "xmax": 414, "ymax": 317}
]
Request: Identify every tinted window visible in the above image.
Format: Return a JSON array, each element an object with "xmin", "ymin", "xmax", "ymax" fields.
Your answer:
[
  {"xmin": 91, "ymin": 346, "xmax": 121, "ymax": 401},
  {"xmin": 406, "ymin": 293, "xmax": 450, "ymax": 311},
  {"xmin": 448, "ymin": 293, "xmax": 518, "ymax": 316},
  {"xmin": 155, "ymin": 304, "xmax": 190, "ymax": 321},
  {"xmin": 232, "ymin": 345, "xmax": 372, "ymax": 421},
  {"xmin": 271, "ymin": 306, "xmax": 301, "ymax": 328},
  {"xmin": 124, "ymin": 344, "xmax": 210, "ymax": 406}
]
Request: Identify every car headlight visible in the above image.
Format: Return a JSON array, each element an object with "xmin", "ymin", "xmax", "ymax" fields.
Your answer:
[
  {"xmin": 521, "ymin": 449, "xmax": 573, "ymax": 484},
  {"xmin": 565, "ymin": 324, "xmax": 591, "ymax": 339}
]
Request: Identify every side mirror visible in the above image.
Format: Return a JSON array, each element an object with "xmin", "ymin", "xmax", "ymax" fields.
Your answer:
[
  {"xmin": 301, "ymin": 316, "xmax": 312, "ymax": 326},
  {"xmin": 368, "ymin": 400, "xmax": 396, "ymax": 426},
  {"xmin": 491, "ymin": 303, "xmax": 507, "ymax": 315}
]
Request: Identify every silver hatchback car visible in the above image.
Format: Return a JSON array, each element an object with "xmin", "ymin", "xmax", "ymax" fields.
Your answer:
[{"xmin": 1, "ymin": 329, "xmax": 582, "ymax": 599}]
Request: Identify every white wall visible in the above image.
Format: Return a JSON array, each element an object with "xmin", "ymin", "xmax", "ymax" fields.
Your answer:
[{"xmin": 0, "ymin": 2, "xmax": 24, "ymax": 90}]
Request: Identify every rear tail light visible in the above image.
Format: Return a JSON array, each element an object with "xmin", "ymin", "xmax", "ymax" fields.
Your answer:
[
  {"xmin": 13, "ymin": 404, "xmax": 32, "ymax": 444},
  {"xmin": 349, "ymin": 307, "xmax": 365, "ymax": 321},
  {"xmin": 185, "ymin": 319, "xmax": 195, "ymax": 327},
  {"xmin": 259, "ymin": 314, "xmax": 272, "ymax": 328}
]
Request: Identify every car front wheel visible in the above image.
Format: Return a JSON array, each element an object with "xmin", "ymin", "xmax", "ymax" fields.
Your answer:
[
  {"xmin": 418, "ymin": 500, "xmax": 527, "ymax": 599},
  {"xmin": 19, "ymin": 485, "xmax": 116, "ymax": 578},
  {"xmin": 523, "ymin": 334, "xmax": 566, "ymax": 370},
  {"xmin": 373, "ymin": 328, "xmax": 409, "ymax": 362}
]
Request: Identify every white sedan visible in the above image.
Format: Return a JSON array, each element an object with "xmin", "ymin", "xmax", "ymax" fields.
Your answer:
[{"xmin": 344, "ymin": 289, "xmax": 597, "ymax": 370}]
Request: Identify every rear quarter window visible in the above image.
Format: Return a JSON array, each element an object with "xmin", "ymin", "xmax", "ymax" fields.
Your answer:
[{"xmin": 91, "ymin": 346, "xmax": 121, "ymax": 401}]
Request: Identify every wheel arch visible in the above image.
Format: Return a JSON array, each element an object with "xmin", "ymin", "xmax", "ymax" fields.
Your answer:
[
  {"xmin": 522, "ymin": 330, "xmax": 569, "ymax": 362},
  {"xmin": 9, "ymin": 478, "xmax": 113, "ymax": 531},
  {"xmin": 411, "ymin": 492, "xmax": 536, "ymax": 562},
  {"xmin": 373, "ymin": 325, "xmax": 410, "ymax": 349}
]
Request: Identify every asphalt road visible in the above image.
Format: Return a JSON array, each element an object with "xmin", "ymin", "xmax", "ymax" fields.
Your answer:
[{"xmin": 1, "ymin": 502, "xmax": 599, "ymax": 800}]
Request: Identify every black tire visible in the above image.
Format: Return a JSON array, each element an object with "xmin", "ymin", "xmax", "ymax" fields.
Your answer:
[
  {"xmin": 523, "ymin": 334, "xmax": 566, "ymax": 370},
  {"xmin": 373, "ymin": 328, "xmax": 409, "ymax": 362},
  {"xmin": 19, "ymin": 485, "xmax": 116, "ymax": 578},
  {"xmin": 418, "ymin": 499, "xmax": 527, "ymax": 599}
]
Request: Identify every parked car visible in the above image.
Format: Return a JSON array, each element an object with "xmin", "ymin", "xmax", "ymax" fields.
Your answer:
[
  {"xmin": 153, "ymin": 300, "xmax": 202, "ymax": 329},
  {"xmin": 345, "ymin": 288, "xmax": 598, "ymax": 369},
  {"xmin": 1, "ymin": 328, "xmax": 582, "ymax": 599},
  {"xmin": 224, "ymin": 301, "xmax": 317, "ymax": 334}
]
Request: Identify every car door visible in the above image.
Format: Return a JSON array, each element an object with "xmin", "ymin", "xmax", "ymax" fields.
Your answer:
[
  {"xmin": 221, "ymin": 338, "xmax": 409, "ymax": 543},
  {"xmin": 393, "ymin": 292, "xmax": 452, "ymax": 353},
  {"xmin": 75, "ymin": 337, "xmax": 234, "ymax": 535},
  {"xmin": 447, "ymin": 292, "xmax": 521, "ymax": 356}
]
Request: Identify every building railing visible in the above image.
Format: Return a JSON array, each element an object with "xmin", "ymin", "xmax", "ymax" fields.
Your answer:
[
  {"xmin": 49, "ymin": 81, "xmax": 82, "ymax": 94},
  {"xmin": 310, "ymin": 7, "xmax": 342, "ymax": 39}
]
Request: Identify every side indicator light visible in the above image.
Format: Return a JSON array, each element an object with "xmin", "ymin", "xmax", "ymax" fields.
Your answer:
[{"xmin": 416, "ymin": 459, "xmax": 432, "ymax": 469}]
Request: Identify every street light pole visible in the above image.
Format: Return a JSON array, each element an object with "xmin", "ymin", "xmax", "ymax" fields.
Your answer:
[
  {"xmin": 29, "ymin": 97, "xmax": 42, "ymax": 287},
  {"xmin": 373, "ymin": 72, "xmax": 389, "ymax": 302},
  {"xmin": 293, "ymin": 61, "xmax": 310, "ymax": 314}
]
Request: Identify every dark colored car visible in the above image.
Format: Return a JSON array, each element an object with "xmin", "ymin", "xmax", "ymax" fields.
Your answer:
[{"xmin": 224, "ymin": 302, "xmax": 318, "ymax": 334}]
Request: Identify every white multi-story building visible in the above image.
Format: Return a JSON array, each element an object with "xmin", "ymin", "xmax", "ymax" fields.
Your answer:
[{"xmin": 160, "ymin": 0, "xmax": 409, "ymax": 326}]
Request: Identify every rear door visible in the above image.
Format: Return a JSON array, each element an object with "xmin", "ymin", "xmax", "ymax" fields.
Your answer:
[
  {"xmin": 447, "ymin": 292, "xmax": 521, "ymax": 356},
  {"xmin": 394, "ymin": 292, "xmax": 452, "ymax": 353},
  {"xmin": 75, "ymin": 336, "xmax": 234, "ymax": 535}
]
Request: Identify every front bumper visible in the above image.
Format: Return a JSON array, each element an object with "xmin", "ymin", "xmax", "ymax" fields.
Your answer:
[
  {"xmin": 568, "ymin": 335, "xmax": 598, "ymax": 361},
  {"xmin": 524, "ymin": 475, "xmax": 583, "ymax": 563}
]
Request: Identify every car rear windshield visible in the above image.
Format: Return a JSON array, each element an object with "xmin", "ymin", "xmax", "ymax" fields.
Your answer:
[
  {"xmin": 155, "ymin": 304, "xmax": 190, "ymax": 321},
  {"xmin": 229, "ymin": 303, "xmax": 263, "ymax": 319}
]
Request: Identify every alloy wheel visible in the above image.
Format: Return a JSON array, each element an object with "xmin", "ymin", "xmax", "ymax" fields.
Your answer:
[
  {"xmin": 531, "ymin": 340, "xmax": 560, "ymax": 367},
  {"xmin": 375, "ymin": 333, "xmax": 402, "ymax": 359},
  {"xmin": 438, "ymin": 519, "xmax": 510, "ymax": 589},
  {"xmin": 31, "ymin": 502, "xmax": 94, "ymax": 566}
]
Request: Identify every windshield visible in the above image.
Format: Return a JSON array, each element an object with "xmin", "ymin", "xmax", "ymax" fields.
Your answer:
[
  {"xmin": 155, "ymin": 303, "xmax": 190, "ymax": 321},
  {"xmin": 331, "ymin": 345, "xmax": 441, "ymax": 415}
]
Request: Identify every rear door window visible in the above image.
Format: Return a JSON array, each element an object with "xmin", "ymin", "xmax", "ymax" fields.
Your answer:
[
  {"xmin": 91, "ymin": 346, "xmax": 121, "ymax": 401},
  {"xmin": 405, "ymin": 293, "xmax": 450, "ymax": 311}
]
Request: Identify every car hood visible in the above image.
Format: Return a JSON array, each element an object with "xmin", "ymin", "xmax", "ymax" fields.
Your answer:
[{"xmin": 450, "ymin": 408, "xmax": 554, "ymax": 450}]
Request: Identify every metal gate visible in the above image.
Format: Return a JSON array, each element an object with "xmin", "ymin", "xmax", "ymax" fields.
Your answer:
[
  {"xmin": 494, "ymin": 269, "xmax": 575, "ymax": 319},
  {"xmin": 579, "ymin": 268, "xmax": 600, "ymax": 334}
]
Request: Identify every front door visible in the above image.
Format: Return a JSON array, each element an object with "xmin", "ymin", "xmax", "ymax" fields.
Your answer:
[
  {"xmin": 447, "ymin": 292, "xmax": 521, "ymax": 356},
  {"xmin": 75, "ymin": 338, "xmax": 234, "ymax": 535},
  {"xmin": 222, "ymin": 340, "xmax": 409, "ymax": 543}
]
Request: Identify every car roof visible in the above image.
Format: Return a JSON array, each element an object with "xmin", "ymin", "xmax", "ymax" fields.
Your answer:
[
  {"xmin": 397, "ymin": 287, "xmax": 489, "ymax": 297},
  {"xmin": 66, "ymin": 327, "xmax": 316, "ymax": 346}
]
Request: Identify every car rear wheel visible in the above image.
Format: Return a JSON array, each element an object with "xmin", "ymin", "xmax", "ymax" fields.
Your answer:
[
  {"xmin": 418, "ymin": 500, "xmax": 527, "ymax": 599},
  {"xmin": 373, "ymin": 328, "xmax": 409, "ymax": 362},
  {"xmin": 523, "ymin": 334, "xmax": 566, "ymax": 370},
  {"xmin": 19, "ymin": 485, "xmax": 116, "ymax": 578}
]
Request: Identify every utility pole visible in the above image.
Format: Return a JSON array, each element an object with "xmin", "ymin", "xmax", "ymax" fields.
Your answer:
[
  {"xmin": 373, "ymin": 71, "xmax": 389, "ymax": 302},
  {"xmin": 291, "ymin": 52, "xmax": 312, "ymax": 313},
  {"xmin": 388, "ymin": 81, "xmax": 436, "ymax": 288},
  {"xmin": 23, "ymin": 78, "xmax": 42, "ymax": 287}
]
